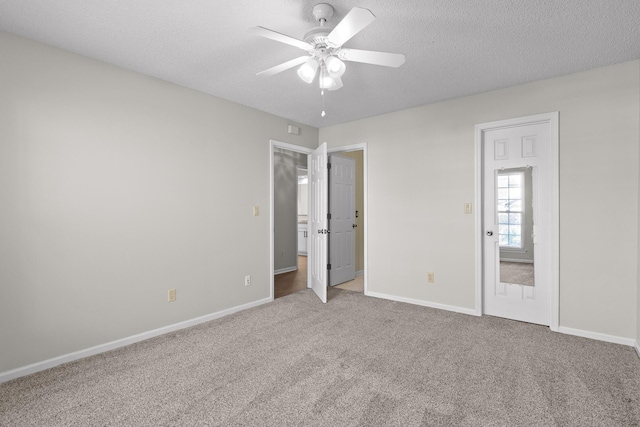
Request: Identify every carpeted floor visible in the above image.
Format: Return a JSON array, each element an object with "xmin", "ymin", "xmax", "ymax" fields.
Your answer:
[
  {"xmin": 500, "ymin": 261, "xmax": 534, "ymax": 286},
  {"xmin": 1, "ymin": 288, "xmax": 639, "ymax": 426}
]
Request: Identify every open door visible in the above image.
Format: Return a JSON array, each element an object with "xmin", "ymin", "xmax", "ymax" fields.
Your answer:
[
  {"xmin": 329, "ymin": 154, "xmax": 356, "ymax": 286},
  {"xmin": 308, "ymin": 143, "xmax": 329, "ymax": 303}
]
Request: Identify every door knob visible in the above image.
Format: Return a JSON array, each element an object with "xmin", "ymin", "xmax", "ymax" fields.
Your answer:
[{"xmin": 486, "ymin": 231, "xmax": 493, "ymax": 236}]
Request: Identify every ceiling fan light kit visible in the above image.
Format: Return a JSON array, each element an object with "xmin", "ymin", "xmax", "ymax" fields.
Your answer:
[
  {"xmin": 250, "ymin": 3, "xmax": 405, "ymax": 116},
  {"xmin": 297, "ymin": 58, "xmax": 319, "ymax": 83}
]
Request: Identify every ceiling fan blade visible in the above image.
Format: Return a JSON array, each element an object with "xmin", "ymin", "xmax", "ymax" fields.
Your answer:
[
  {"xmin": 338, "ymin": 48, "xmax": 405, "ymax": 67},
  {"xmin": 326, "ymin": 7, "xmax": 376, "ymax": 48},
  {"xmin": 256, "ymin": 56, "xmax": 309, "ymax": 77},
  {"xmin": 249, "ymin": 26, "xmax": 313, "ymax": 51}
]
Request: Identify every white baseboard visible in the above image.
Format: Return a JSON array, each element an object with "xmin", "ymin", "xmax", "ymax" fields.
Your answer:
[
  {"xmin": 499, "ymin": 258, "xmax": 534, "ymax": 263},
  {"xmin": 356, "ymin": 270, "xmax": 364, "ymax": 277},
  {"xmin": 0, "ymin": 297, "xmax": 272, "ymax": 384},
  {"xmin": 557, "ymin": 326, "xmax": 637, "ymax": 347},
  {"xmin": 365, "ymin": 291, "xmax": 477, "ymax": 316},
  {"xmin": 634, "ymin": 341, "xmax": 640, "ymax": 359},
  {"xmin": 274, "ymin": 266, "xmax": 297, "ymax": 275}
]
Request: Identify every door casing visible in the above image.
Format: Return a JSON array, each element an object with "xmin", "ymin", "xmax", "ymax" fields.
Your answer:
[
  {"xmin": 474, "ymin": 113, "xmax": 559, "ymax": 331},
  {"xmin": 270, "ymin": 140, "xmax": 368, "ymax": 300}
]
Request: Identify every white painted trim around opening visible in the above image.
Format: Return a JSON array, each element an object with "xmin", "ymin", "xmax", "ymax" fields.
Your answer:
[
  {"xmin": 635, "ymin": 341, "xmax": 640, "ymax": 359},
  {"xmin": 474, "ymin": 112, "xmax": 560, "ymax": 331},
  {"xmin": 0, "ymin": 297, "xmax": 272, "ymax": 384},
  {"xmin": 328, "ymin": 143, "xmax": 368, "ymax": 296},
  {"xmin": 270, "ymin": 140, "xmax": 314, "ymax": 300}
]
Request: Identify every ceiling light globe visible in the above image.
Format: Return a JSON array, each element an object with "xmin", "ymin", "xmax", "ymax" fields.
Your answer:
[
  {"xmin": 319, "ymin": 74, "xmax": 336, "ymax": 89},
  {"xmin": 297, "ymin": 59, "xmax": 319, "ymax": 84},
  {"xmin": 325, "ymin": 56, "xmax": 346, "ymax": 78}
]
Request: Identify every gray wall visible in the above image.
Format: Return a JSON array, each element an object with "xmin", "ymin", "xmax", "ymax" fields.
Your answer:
[
  {"xmin": 2, "ymin": 30, "xmax": 639, "ymax": 375},
  {"xmin": 0, "ymin": 32, "xmax": 318, "ymax": 373},
  {"xmin": 321, "ymin": 60, "xmax": 640, "ymax": 341},
  {"xmin": 273, "ymin": 149, "xmax": 307, "ymax": 272}
]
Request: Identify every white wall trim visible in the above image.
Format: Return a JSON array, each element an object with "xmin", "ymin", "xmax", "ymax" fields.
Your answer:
[
  {"xmin": 0, "ymin": 297, "xmax": 272, "ymax": 384},
  {"xmin": 274, "ymin": 266, "xmax": 297, "ymax": 275},
  {"xmin": 500, "ymin": 258, "xmax": 534, "ymax": 264},
  {"xmin": 474, "ymin": 112, "xmax": 560, "ymax": 331},
  {"xmin": 558, "ymin": 326, "xmax": 637, "ymax": 347},
  {"xmin": 355, "ymin": 270, "xmax": 364, "ymax": 277},
  {"xmin": 634, "ymin": 341, "xmax": 640, "ymax": 359},
  {"xmin": 366, "ymin": 291, "xmax": 478, "ymax": 317}
]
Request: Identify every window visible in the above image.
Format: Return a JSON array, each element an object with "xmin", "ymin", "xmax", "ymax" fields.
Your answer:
[{"xmin": 497, "ymin": 171, "xmax": 523, "ymax": 248}]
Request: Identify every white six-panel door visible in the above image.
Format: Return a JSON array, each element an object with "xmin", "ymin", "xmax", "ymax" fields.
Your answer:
[
  {"xmin": 309, "ymin": 143, "xmax": 328, "ymax": 303},
  {"xmin": 329, "ymin": 155, "xmax": 356, "ymax": 286},
  {"xmin": 482, "ymin": 119, "xmax": 555, "ymax": 326}
]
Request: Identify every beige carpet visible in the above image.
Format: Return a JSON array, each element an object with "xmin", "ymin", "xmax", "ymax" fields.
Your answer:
[
  {"xmin": 501, "ymin": 261, "xmax": 534, "ymax": 286},
  {"xmin": 1, "ymin": 288, "xmax": 639, "ymax": 426}
]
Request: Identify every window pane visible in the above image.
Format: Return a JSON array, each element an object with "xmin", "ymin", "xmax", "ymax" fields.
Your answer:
[
  {"xmin": 497, "ymin": 170, "xmax": 524, "ymax": 249},
  {"xmin": 509, "ymin": 174, "xmax": 522, "ymax": 187},
  {"xmin": 510, "ymin": 200, "xmax": 522, "ymax": 211}
]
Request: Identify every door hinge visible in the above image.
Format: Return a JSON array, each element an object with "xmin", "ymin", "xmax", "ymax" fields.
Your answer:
[
  {"xmin": 327, "ymin": 162, "xmax": 332, "ymax": 170},
  {"xmin": 327, "ymin": 213, "xmax": 331, "ymax": 220},
  {"xmin": 327, "ymin": 263, "xmax": 332, "ymax": 270}
]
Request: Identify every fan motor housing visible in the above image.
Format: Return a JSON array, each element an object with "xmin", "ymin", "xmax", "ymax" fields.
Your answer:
[{"xmin": 303, "ymin": 26, "xmax": 332, "ymax": 47}]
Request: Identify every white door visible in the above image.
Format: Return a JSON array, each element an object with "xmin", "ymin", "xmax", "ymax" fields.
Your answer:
[
  {"xmin": 329, "ymin": 155, "xmax": 356, "ymax": 286},
  {"xmin": 308, "ymin": 143, "xmax": 329, "ymax": 303},
  {"xmin": 483, "ymin": 120, "xmax": 554, "ymax": 325}
]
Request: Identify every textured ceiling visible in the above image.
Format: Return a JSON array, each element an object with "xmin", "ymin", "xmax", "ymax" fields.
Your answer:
[{"xmin": 1, "ymin": 0, "xmax": 640, "ymax": 128}]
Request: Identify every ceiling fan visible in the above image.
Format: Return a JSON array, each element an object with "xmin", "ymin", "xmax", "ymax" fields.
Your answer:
[{"xmin": 249, "ymin": 3, "xmax": 405, "ymax": 91}]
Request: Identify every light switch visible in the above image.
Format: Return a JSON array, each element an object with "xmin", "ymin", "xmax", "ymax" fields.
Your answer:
[{"xmin": 253, "ymin": 206, "xmax": 259, "ymax": 216}]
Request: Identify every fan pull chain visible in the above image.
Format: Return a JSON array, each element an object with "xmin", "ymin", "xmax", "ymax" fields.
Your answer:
[{"xmin": 321, "ymin": 90, "xmax": 326, "ymax": 118}]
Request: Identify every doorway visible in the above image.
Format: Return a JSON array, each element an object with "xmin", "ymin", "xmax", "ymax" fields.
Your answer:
[
  {"xmin": 475, "ymin": 113, "xmax": 559, "ymax": 330},
  {"xmin": 270, "ymin": 140, "xmax": 368, "ymax": 302},
  {"xmin": 271, "ymin": 143, "xmax": 311, "ymax": 299}
]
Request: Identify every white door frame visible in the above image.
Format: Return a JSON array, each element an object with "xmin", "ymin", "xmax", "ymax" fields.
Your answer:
[
  {"xmin": 270, "ymin": 140, "xmax": 369, "ymax": 299},
  {"xmin": 474, "ymin": 113, "xmax": 559, "ymax": 331},
  {"xmin": 270, "ymin": 140, "xmax": 313, "ymax": 301},
  {"xmin": 328, "ymin": 143, "xmax": 368, "ymax": 295}
]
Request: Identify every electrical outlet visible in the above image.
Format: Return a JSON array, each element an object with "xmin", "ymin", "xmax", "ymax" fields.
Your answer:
[
  {"xmin": 427, "ymin": 272, "xmax": 435, "ymax": 283},
  {"xmin": 464, "ymin": 203, "xmax": 473, "ymax": 214},
  {"xmin": 168, "ymin": 288, "xmax": 176, "ymax": 302},
  {"xmin": 244, "ymin": 275, "xmax": 251, "ymax": 286},
  {"xmin": 253, "ymin": 206, "xmax": 259, "ymax": 216}
]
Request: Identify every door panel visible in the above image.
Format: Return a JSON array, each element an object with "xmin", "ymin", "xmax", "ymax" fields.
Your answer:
[
  {"xmin": 329, "ymin": 155, "xmax": 356, "ymax": 286},
  {"xmin": 309, "ymin": 143, "xmax": 328, "ymax": 303},
  {"xmin": 483, "ymin": 122, "xmax": 551, "ymax": 325}
]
